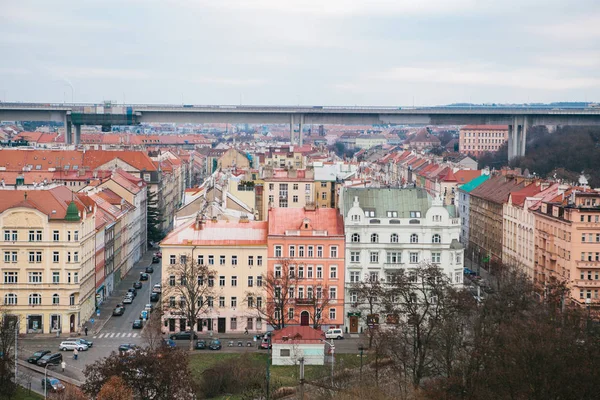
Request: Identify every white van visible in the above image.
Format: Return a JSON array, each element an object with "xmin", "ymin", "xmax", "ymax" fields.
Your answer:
[{"xmin": 325, "ymin": 329, "xmax": 344, "ymax": 340}]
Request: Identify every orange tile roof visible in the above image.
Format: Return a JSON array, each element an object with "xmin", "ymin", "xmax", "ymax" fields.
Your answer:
[
  {"xmin": 161, "ymin": 219, "xmax": 269, "ymax": 246},
  {"xmin": 272, "ymin": 326, "xmax": 325, "ymax": 344},
  {"xmin": 268, "ymin": 207, "xmax": 344, "ymax": 236},
  {"xmin": 454, "ymin": 170, "xmax": 482, "ymax": 184},
  {"xmin": 0, "ymin": 186, "xmax": 91, "ymax": 220},
  {"xmin": 83, "ymin": 150, "xmax": 157, "ymax": 172}
]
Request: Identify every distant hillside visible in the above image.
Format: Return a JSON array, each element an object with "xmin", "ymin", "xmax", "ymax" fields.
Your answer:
[{"xmin": 477, "ymin": 126, "xmax": 600, "ymax": 188}]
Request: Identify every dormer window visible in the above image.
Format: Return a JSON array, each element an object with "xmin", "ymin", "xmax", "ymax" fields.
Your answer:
[{"xmin": 351, "ymin": 214, "xmax": 361, "ymax": 222}]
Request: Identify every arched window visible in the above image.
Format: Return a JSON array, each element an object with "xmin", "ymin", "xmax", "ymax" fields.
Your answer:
[
  {"xmin": 432, "ymin": 234, "xmax": 441, "ymax": 243},
  {"xmin": 351, "ymin": 233, "xmax": 361, "ymax": 243},
  {"xmin": 410, "ymin": 234, "xmax": 419, "ymax": 243},
  {"xmin": 29, "ymin": 293, "xmax": 41, "ymax": 305},
  {"xmin": 4, "ymin": 293, "xmax": 17, "ymax": 305},
  {"xmin": 52, "ymin": 293, "xmax": 60, "ymax": 305},
  {"xmin": 371, "ymin": 233, "xmax": 379, "ymax": 243},
  {"xmin": 390, "ymin": 233, "xmax": 399, "ymax": 243}
]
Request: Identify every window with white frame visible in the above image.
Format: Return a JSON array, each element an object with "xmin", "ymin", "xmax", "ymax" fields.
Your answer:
[
  {"xmin": 369, "ymin": 272, "xmax": 379, "ymax": 282},
  {"xmin": 330, "ymin": 266, "xmax": 337, "ymax": 279},
  {"xmin": 370, "ymin": 251, "xmax": 379, "ymax": 263},
  {"xmin": 371, "ymin": 233, "xmax": 379, "ymax": 243},
  {"xmin": 231, "ymin": 297, "xmax": 237, "ymax": 307},
  {"xmin": 387, "ymin": 252, "xmax": 401, "ymax": 263},
  {"xmin": 390, "ymin": 233, "xmax": 398, "ymax": 243},
  {"xmin": 231, "ymin": 276, "xmax": 237, "ymax": 287},
  {"xmin": 350, "ymin": 291, "xmax": 358, "ymax": 303},
  {"xmin": 289, "ymin": 246, "xmax": 296, "ymax": 257},
  {"xmin": 275, "ymin": 246, "xmax": 282, "ymax": 257},
  {"xmin": 4, "ymin": 293, "xmax": 17, "ymax": 305},
  {"xmin": 257, "ymin": 256, "xmax": 263, "ymax": 266},
  {"xmin": 432, "ymin": 252, "xmax": 441, "ymax": 263},
  {"xmin": 351, "ymin": 233, "xmax": 360, "ymax": 243},
  {"xmin": 350, "ymin": 251, "xmax": 360, "ymax": 262},
  {"xmin": 220, "ymin": 255, "xmax": 226, "ymax": 265},
  {"xmin": 432, "ymin": 234, "xmax": 441, "ymax": 243},
  {"xmin": 350, "ymin": 271, "xmax": 360, "ymax": 283},
  {"xmin": 219, "ymin": 297, "xmax": 225, "ymax": 307},
  {"xmin": 329, "ymin": 287, "xmax": 337, "ymax": 299},
  {"xmin": 298, "ymin": 246, "xmax": 305, "ymax": 257},
  {"xmin": 330, "ymin": 246, "xmax": 338, "ymax": 258},
  {"xmin": 53, "ymin": 230, "xmax": 60, "ymax": 241},
  {"xmin": 52, "ymin": 272, "xmax": 59, "ymax": 283},
  {"xmin": 29, "ymin": 293, "xmax": 41, "ymax": 305},
  {"xmin": 316, "ymin": 266, "xmax": 323, "ymax": 278},
  {"xmin": 456, "ymin": 254, "xmax": 462, "ymax": 264},
  {"xmin": 231, "ymin": 255, "xmax": 237, "ymax": 265},
  {"xmin": 307, "ymin": 266, "xmax": 313, "ymax": 278},
  {"xmin": 53, "ymin": 251, "xmax": 59, "ymax": 263},
  {"xmin": 317, "ymin": 246, "xmax": 323, "ymax": 257},
  {"xmin": 52, "ymin": 293, "xmax": 60, "ymax": 305},
  {"xmin": 329, "ymin": 308, "xmax": 336, "ymax": 320},
  {"xmin": 275, "ymin": 265, "xmax": 282, "ymax": 278},
  {"xmin": 28, "ymin": 272, "xmax": 42, "ymax": 284},
  {"xmin": 410, "ymin": 252, "xmax": 419, "ymax": 263},
  {"xmin": 248, "ymin": 276, "xmax": 253, "ymax": 287},
  {"xmin": 169, "ymin": 255, "xmax": 176, "ymax": 265},
  {"xmin": 410, "ymin": 234, "xmax": 419, "ymax": 243},
  {"xmin": 308, "ymin": 246, "xmax": 314, "ymax": 257},
  {"xmin": 298, "ymin": 265, "xmax": 304, "ymax": 278},
  {"xmin": 4, "ymin": 272, "xmax": 17, "ymax": 284},
  {"xmin": 248, "ymin": 256, "xmax": 254, "ymax": 266}
]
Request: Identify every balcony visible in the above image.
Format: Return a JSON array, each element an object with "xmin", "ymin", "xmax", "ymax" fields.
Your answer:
[
  {"xmin": 574, "ymin": 280, "xmax": 600, "ymax": 288},
  {"xmin": 384, "ymin": 263, "xmax": 404, "ymax": 269},
  {"xmin": 294, "ymin": 298, "xmax": 315, "ymax": 306}
]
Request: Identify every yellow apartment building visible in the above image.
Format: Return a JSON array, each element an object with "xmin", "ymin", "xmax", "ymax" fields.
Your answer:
[
  {"xmin": 160, "ymin": 217, "xmax": 268, "ymax": 334},
  {"xmin": 0, "ymin": 186, "xmax": 96, "ymax": 334}
]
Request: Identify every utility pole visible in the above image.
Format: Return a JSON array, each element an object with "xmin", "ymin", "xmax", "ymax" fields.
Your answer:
[
  {"xmin": 299, "ymin": 357, "xmax": 305, "ymax": 400},
  {"xmin": 14, "ymin": 322, "xmax": 17, "ymax": 384}
]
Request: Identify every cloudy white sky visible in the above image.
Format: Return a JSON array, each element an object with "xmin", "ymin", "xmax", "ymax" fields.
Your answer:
[{"xmin": 1, "ymin": 0, "xmax": 599, "ymax": 106}]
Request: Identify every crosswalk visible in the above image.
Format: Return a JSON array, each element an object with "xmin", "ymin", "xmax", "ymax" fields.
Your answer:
[{"xmin": 93, "ymin": 332, "xmax": 139, "ymax": 339}]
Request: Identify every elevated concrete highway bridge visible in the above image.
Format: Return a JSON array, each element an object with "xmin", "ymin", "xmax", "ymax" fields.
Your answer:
[{"xmin": 1, "ymin": 102, "xmax": 600, "ymax": 159}]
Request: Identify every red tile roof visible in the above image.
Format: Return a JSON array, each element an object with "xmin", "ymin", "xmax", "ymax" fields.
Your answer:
[
  {"xmin": 454, "ymin": 170, "xmax": 482, "ymax": 184},
  {"xmin": 268, "ymin": 207, "xmax": 344, "ymax": 236},
  {"xmin": 272, "ymin": 326, "xmax": 325, "ymax": 344},
  {"xmin": 510, "ymin": 183, "xmax": 542, "ymax": 206},
  {"xmin": 0, "ymin": 186, "xmax": 92, "ymax": 220}
]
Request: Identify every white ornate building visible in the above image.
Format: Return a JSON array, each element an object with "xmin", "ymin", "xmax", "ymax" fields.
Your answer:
[{"xmin": 340, "ymin": 187, "xmax": 464, "ymax": 333}]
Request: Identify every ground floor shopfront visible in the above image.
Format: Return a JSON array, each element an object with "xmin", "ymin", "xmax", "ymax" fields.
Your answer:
[{"xmin": 162, "ymin": 313, "xmax": 265, "ymax": 334}]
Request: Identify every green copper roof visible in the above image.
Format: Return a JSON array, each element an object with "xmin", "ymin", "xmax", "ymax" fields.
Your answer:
[
  {"xmin": 65, "ymin": 201, "xmax": 80, "ymax": 221},
  {"xmin": 458, "ymin": 174, "xmax": 490, "ymax": 193},
  {"xmin": 342, "ymin": 187, "xmax": 432, "ymax": 218}
]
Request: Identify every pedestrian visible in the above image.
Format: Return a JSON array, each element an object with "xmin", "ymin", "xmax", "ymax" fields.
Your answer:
[
  {"xmin": 73, "ymin": 348, "xmax": 78, "ymax": 360},
  {"xmin": 244, "ymin": 327, "xmax": 248, "ymax": 335},
  {"xmin": 61, "ymin": 361, "xmax": 66, "ymax": 372},
  {"xmin": 84, "ymin": 326, "xmax": 88, "ymax": 336}
]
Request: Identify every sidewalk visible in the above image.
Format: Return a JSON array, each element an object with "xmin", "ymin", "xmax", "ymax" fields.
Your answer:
[{"xmin": 21, "ymin": 250, "xmax": 155, "ymax": 340}]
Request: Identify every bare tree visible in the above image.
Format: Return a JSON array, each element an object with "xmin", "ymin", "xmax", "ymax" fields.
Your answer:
[
  {"xmin": 0, "ymin": 308, "xmax": 18, "ymax": 399},
  {"xmin": 350, "ymin": 274, "xmax": 387, "ymax": 348},
  {"xmin": 302, "ymin": 286, "xmax": 333, "ymax": 330},
  {"xmin": 247, "ymin": 259, "xmax": 299, "ymax": 330},
  {"xmin": 162, "ymin": 253, "xmax": 217, "ymax": 350},
  {"xmin": 141, "ymin": 313, "xmax": 165, "ymax": 350}
]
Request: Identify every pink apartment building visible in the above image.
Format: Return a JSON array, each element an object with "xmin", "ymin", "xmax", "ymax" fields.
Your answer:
[
  {"xmin": 459, "ymin": 125, "xmax": 509, "ymax": 158},
  {"xmin": 267, "ymin": 206, "xmax": 345, "ymax": 330}
]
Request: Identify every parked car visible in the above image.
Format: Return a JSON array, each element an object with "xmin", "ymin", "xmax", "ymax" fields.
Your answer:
[
  {"xmin": 41, "ymin": 377, "xmax": 65, "ymax": 393},
  {"xmin": 27, "ymin": 350, "xmax": 50, "ymax": 364},
  {"xmin": 152, "ymin": 284, "xmax": 162, "ymax": 294},
  {"xmin": 139, "ymin": 273, "xmax": 149, "ymax": 281},
  {"xmin": 195, "ymin": 340, "xmax": 207, "ymax": 350},
  {"xmin": 169, "ymin": 331, "xmax": 198, "ymax": 341},
  {"xmin": 37, "ymin": 353, "xmax": 63, "ymax": 367},
  {"xmin": 118, "ymin": 343, "xmax": 138, "ymax": 353},
  {"xmin": 163, "ymin": 339, "xmax": 176, "ymax": 348},
  {"xmin": 208, "ymin": 339, "xmax": 222, "ymax": 350},
  {"xmin": 260, "ymin": 338, "xmax": 271, "ymax": 350},
  {"xmin": 59, "ymin": 340, "xmax": 88, "ymax": 351},
  {"xmin": 123, "ymin": 295, "xmax": 133, "ymax": 304},
  {"xmin": 154, "ymin": 251, "xmax": 162, "ymax": 258},
  {"xmin": 152, "ymin": 256, "xmax": 160, "ymax": 264},
  {"xmin": 150, "ymin": 292, "xmax": 160, "ymax": 302},
  {"xmin": 144, "ymin": 304, "xmax": 153, "ymax": 312},
  {"xmin": 132, "ymin": 319, "xmax": 143, "ymax": 329},
  {"xmin": 128, "ymin": 288, "xmax": 137, "ymax": 297},
  {"xmin": 133, "ymin": 281, "xmax": 142, "ymax": 289},
  {"xmin": 113, "ymin": 306, "xmax": 125, "ymax": 316},
  {"xmin": 75, "ymin": 338, "xmax": 93, "ymax": 348},
  {"xmin": 146, "ymin": 266, "xmax": 154, "ymax": 273},
  {"xmin": 325, "ymin": 329, "xmax": 344, "ymax": 340}
]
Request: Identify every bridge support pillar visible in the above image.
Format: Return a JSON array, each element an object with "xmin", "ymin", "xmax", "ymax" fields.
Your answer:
[
  {"xmin": 508, "ymin": 116, "xmax": 529, "ymax": 161},
  {"xmin": 64, "ymin": 117, "xmax": 72, "ymax": 145},
  {"xmin": 290, "ymin": 114, "xmax": 295, "ymax": 145},
  {"xmin": 74, "ymin": 124, "xmax": 81, "ymax": 146},
  {"xmin": 298, "ymin": 114, "xmax": 304, "ymax": 146}
]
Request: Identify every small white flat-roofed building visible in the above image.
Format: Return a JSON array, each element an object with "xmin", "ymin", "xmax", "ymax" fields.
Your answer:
[{"xmin": 271, "ymin": 326, "xmax": 326, "ymax": 366}]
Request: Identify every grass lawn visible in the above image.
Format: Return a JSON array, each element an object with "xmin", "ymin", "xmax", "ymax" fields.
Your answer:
[
  {"xmin": 190, "ymin": 351, "xmax": 370, "ymax": 388},
  {"xmin": 13, "ymin": 387, "xmax": 43, "ymax": 400}
]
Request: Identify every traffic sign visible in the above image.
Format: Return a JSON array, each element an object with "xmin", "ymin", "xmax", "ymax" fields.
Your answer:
[{"xmin": 90, "ymin": 318, "xmax": 95, "ymax": 324}]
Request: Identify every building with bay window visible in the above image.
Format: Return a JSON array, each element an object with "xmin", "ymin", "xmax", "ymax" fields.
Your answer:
[{"xmin": 341, "ymin": 187, "xmax": 464, "ymax": 333}]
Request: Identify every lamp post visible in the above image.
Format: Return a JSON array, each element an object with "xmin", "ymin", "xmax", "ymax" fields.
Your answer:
[
  {"xmin": 358, "ymin": 344, "xmax": 365, "ymax": 382},
  {"xmin": 43, "ymin": 363, "xmax": 52, "ymax": 400},
  {"xmin": 322, "ymin": 339, "xmax": 335, "ymax": 387}
]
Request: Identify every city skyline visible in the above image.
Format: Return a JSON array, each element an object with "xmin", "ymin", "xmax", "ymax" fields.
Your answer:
[{"xmin": 1, "ymin": 0, "xmax": 599, "ymax": 106}]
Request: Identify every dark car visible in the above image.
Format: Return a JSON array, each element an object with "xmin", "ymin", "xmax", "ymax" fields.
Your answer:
[
  {"xmin": 169, "ymin": 331, "xmax": 198, "ymax": 341},
  {"xmin": 208, "ymin": 339, "xmax": 222, "ymax": 350},
  {"xmin": 27, "ymin": 350, "xmax": 50, "ymax": 364},
  {"xmin": 75, "ymin": 338, "xmax": 93, "ymax": 348},
  {"xmin": 37, "ymin": 352, "xmax": 63, "ymax": 367},
  {"xmin": 150, "ymin": 292, "xmax": 160, "ymax": 302},
  {"xmin": 113, "ymin": 306, "xmax": 125, "ymax": 316},
  {"xmin": 118, "ymin": 343, "xmax": 138, "ymax": 353},
  {"xmin": 195, "ymin": 340, "xmax": 207, "ymax": 350},
  {"xmin": 152, "ymin": 256, "xmax": 160, "ymax": 264},
  {"xmin": 132, "ymin": 319, "xmax": 143, "ymax": 329},
  {"xmin": 41, "ymin": 377, "xmax": 65, "ymax": 393},
  {"xmin": 128, "ymin": 288, "xmax": 137, "ymax": 297},
  {"xmin": 146, "ymin": 266, "xmax": 154, "ymax": 273},
  {"xmin": 133, "ymin": 281, "xmax": 142, "ymax": 289},
  {"xmin": 139, "ymin": 273, "xmax": 149, "ymax": 281}
]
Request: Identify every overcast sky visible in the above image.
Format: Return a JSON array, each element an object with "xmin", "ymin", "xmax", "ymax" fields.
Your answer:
[{"xmin": 1, "ymin": 0, "xmax": 599, "ymax": 106}]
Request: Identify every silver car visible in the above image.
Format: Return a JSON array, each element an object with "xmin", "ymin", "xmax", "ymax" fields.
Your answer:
[{"xmin": 59, "ymin": 340, "xmax": 88, "ymax": 351}]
